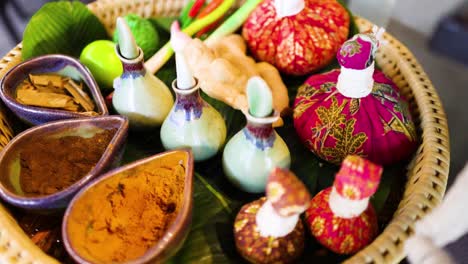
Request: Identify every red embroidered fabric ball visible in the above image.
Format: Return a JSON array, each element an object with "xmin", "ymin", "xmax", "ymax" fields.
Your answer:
[
  {"xmin": 242, "ymin": 0, "xmax": 350, "ymax": 76},
  {"xmin": 305, "ymin": 188, "xmax": 378, "ymax": 254},
  {"xmin": 293, "ymin": 69, "xmax": 417, "ymax": 165}
]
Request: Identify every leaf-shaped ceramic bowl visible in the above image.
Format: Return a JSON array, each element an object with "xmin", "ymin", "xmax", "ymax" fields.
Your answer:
[
  {"xmin": 62, "ymin": 149, "xmax": 194, "ymax": 264},
  {"xmin": 0, "ymin": 54, "xmax": 108, "ymax": 125},
  {"xmin": 0, "ymin": 115, "xmax": 128, "ymax": 211}
]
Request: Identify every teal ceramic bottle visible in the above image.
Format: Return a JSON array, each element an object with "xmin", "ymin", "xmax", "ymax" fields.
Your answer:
[
  {"xmin": 160, "ymin": 22, "xmax": 227, "ymax": 162},
  {"xmin": 112, "ymin": 17, "xmax": 173, "ymax": 129},
  {"xmin": 223, "ymin": 77, "xmax": 291, "ymax": 193}
]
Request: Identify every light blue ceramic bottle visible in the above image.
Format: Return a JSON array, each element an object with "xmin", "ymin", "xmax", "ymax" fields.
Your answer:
[
  {"xmin": 112, "ymin": 17, "xmax": 173, "ymax": 129},
  {"xmin": 223, "ymin": 77, "xmax": 291, "ymax": 193},
  {"xmin": 160, "ymin": 22, "xmax": 227, "ymax": 162}
]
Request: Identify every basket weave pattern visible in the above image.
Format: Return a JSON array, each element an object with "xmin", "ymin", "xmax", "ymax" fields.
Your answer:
[{"xmin": 0, "ymin": 1, "xmax": 450, "ymax": 263}]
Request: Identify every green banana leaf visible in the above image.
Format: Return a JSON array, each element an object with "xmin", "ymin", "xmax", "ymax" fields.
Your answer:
[
  {"xmin": 22, "ymin": 1, "xmax": 108, "ymax": 60},
  {"xmin": 166, "ymin": 174, "xmax": 242, "ymax": 264}
]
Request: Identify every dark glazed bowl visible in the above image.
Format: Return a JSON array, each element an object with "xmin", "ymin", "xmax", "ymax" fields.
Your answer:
[
  {"xmin": 0, "ymin": 115, "xmax": 128, "ymax": 211},
  {"xmin": 0, "ymin": 54, "xmax": 108, "ymax": 125},
  {"xmin": 62, "ymin": 149, "xmax": 194, "ymax": 264}
]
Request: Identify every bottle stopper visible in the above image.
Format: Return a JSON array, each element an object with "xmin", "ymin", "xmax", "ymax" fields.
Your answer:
[
  {"xmin": 170, "ymin": 21, "xmax": 196, "ymax": 90},
  {"xmin": 116, "ymin": 17, "xmax": 139, "ymax": 60},
  {"xmin": 246, "ymin": 76, "xmax": 273, "ymax": 118}
]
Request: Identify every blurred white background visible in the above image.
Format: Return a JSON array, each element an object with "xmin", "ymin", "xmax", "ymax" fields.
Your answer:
[{"xmin": 350, "ymin": 0, "xmax": 464, "ymax": 35}]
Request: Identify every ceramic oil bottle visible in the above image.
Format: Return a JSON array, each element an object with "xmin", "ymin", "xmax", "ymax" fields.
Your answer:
[
  {"xmin": 113, "ymin": 17, "xmax": 173, "ymax": 129},
  {"xmin": 223, "ymin": 76, "xmax": 291, "ymax": 193},
  {"xmin": 160, "ymin": 22, "xmax": 227, "ymax": 162}
]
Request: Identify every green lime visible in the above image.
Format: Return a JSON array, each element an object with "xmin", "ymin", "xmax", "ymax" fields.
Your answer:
[
  {"xmin": 113, "ymin": 14, "xmax": 159, "ymax": 60},
  {"xmin": 80, "ymin": 40, "xmax": 123, "ymax": 91}
]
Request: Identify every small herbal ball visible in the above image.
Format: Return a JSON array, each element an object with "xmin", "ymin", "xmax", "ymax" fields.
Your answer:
[
  {"xmin": 305, "ymin": 188, "xmax": 378, "ymax": 254},
  {"xmin": 234, "ymin": 198, "xmax": 305, "ymax": 264},
  {"xmin": 242, "ymin": 0, "xmax": 350, "ymax": 75},
  {"xmin": 293, "ymin": 69, "xmax": 417, "ymax": 165}
]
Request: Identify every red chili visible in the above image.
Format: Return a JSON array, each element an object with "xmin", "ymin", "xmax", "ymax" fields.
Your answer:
[
  {"xmin": 194, "ymin": 0, "xmax": 224, "ymax": 37},
  {"xmin": 196, "ymin": 0, "xmax": 224, "ymax": 19},
  {"xmin": 195, "ymin": 18, "xmax": 222, "ymax": 38},
  {"xmin": 188, "ymin": 0, "xmax": 206, "ymax": 18}
]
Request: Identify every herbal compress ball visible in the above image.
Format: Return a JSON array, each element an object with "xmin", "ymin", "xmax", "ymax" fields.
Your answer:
[
  {"xmin": 306, "ymin": 156, "xmax": 383, "ymax": 254},
  {"xmin": 293, "ymin": 28, "xmax": 417, "ymax": 165},
  {"xmin": 242, "ymin": 0, "xmax": 350, "ymax": 76},
  {"xmin": 234, "ymin": 168, "xmax": 311, "ymax": 263}
]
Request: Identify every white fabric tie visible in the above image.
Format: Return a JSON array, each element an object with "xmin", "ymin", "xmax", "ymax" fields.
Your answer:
[
  {"xmin": 274, "ymin": 0, "xmax": 305, "ymax": 18},
  {"xmin": 336, "ymin": 62, "xmax": 375, "ymax": 99},
  {"xmin": 328, "ymin": 187, "xmax": 369, "ymax": 218},
  {"xmin": 256, "ymin": 200, "xmax": 299, "ymax": 237}
]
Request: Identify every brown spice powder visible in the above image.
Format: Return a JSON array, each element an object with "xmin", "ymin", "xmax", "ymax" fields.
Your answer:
[{"xmin": 19, "ymin": 129, "xmax": 116, "ymax": 196}]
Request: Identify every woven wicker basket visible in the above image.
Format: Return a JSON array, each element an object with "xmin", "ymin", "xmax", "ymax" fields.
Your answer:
[{"xmin": 0, "ymin": 0, "xmax": 450, "ymax": 263}]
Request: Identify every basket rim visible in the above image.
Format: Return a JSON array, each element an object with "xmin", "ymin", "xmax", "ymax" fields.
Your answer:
[{"xmin": 0, "ymin": 2, "xmax": 450, "ymax": 264}]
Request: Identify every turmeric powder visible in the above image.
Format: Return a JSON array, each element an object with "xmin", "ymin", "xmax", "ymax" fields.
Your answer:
[{"xmin": 66, "ymin": 159, "xmax": 185, "ymax": 263}]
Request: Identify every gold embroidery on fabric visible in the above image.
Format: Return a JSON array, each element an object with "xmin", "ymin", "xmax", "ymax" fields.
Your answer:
[
  {"xmin": 293, "ymin": 100, "xmax": 315, "ymax": 119},
  {"xmin": 340, "ymin": 235, "xmax": 355, "ymax": 253},
  {"xmin": 372, "ymin": 82, "xmax": 416, "ymax": 141},
  {"xmin": 312, "ymin": 217, "xmax": 325, "ymax": 236},
  {"xmin": 349, "ymin": 99, "xmax": 360, "ymax": 115},
  {"xmin": 340, "ymin": 40, "xmax": 362, "ymax": 57},
  {"xmin": 321, "ymin": 118, "xmax": 367, "ymax": 164}
]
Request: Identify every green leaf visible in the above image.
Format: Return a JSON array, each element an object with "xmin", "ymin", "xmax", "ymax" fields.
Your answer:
[
  {"xmin": 22, "ymin": 1, "xmax": 108, "ymax": 60},
  {"xmin": 372, "ymin": 162, "xmax": 407, "ymax": 215},
  {"xmin": 168, "ymin": 174, "xmax": 242, "ymax": 264},
  {"xmin": 148, "ymin": 17, "xmax": 173, "ymax": 51},
  {"xmin": 149, "ymin": 17, "xmax": 178, "ymax": 33},
  {"xmin": 277, "ymin": 117, "xmax": 334, "ymax": 195}
]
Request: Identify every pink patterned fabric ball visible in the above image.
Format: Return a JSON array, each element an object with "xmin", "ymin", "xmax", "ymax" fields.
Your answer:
[
  {"xmin": 336, "ymin": 33, "xmax": 379, "ymax": 70},
  {"xmin": 305, "ymin": 188, "xmax": 378, "ymax": 254},
  {"xmin": 293, "ymin": 69, "xmax": 417, "ymax": 165},
  {"xmin": 334, "ymin": 156, "xmax": 383, "ymax": 200}
]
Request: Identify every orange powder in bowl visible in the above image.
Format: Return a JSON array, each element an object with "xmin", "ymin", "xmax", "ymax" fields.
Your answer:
[{"xmin": 66, "ymin": 162, "xmax": 185, "ymax": 263}]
